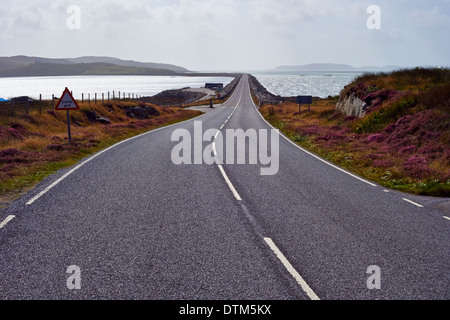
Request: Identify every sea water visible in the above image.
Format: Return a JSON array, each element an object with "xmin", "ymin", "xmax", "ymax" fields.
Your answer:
[
  {"xmin": 0, "ymin": 75, "xmax": 234, "ymax": 100},
  {"xmin": 252, "ymin": 71, "xmax": 365, "ymax": 98}
]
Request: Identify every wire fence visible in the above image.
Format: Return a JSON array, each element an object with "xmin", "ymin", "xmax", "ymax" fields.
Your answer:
[{"xmin": 0, "ymin": 91, "xmax": 144, "ymax": 117}]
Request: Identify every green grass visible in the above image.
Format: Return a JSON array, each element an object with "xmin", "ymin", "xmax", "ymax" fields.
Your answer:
[
  {"xmin": 353, "ymin": 94, "xmax": 417, "ymax": 133},
  {"xmin": 263, "ymin": 103, "xmax": 449, "ymax": 197},
  {"xmin": 0, "ymin": 104, "xmax": 201, "ymax": 208}
]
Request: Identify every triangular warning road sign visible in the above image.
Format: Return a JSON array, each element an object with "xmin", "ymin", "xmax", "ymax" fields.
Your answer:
[{"xmin": 55, "ymin": 88, "xmax": 80, "ymax": 111}]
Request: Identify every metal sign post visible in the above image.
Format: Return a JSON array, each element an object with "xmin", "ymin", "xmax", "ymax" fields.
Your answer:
[
  {"xmin": 297, "ymin": 95, "xmax": 313, "ymax": 114},
  {"xmin": 55, "ymin": 88, "xmax": 80, "ymax": 143},
  {"xmin": 66, "ymin": 110, "xmax": 72, "ymax": 142}
]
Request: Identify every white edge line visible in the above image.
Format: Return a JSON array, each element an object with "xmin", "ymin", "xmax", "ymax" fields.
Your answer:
[
  {"xmin": 402, "ymin": 198, "xmax": 424, "ymax": 208},
  {"xmin": 247, "ymin": 85, "xmax": 377, "ymax": 187},
  {"xmin": 26, "ymin": 110, "xmax": 215, "ymax": 206},
  {"xmin": 218, "ymin": 165, "xmax": 242, "ymax": 201},
  {"xmin": 264, "ymin": 237, "xmax": 320, "ymax": 301},
  {"xmin": 0, "ymin": 215, "xmax": 16, "ymax": 229},
  {"xmin": 443, "ymin": 216, "xmax": 450, "ymax": 221},
  {"xmin": 27, "ymin": 76, "xmax": 247, "ymax": 206},
  {"xmin": 212, "ymin": 84, "xmax": 244, "ymax": 202}
]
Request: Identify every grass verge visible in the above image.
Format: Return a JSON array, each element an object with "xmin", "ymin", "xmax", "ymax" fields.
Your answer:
[
  {"xmin": 260, "ymin": 99, "xmax": 449, "ymax": 197},
  {"xmin": 0, "ymin": 101, "xmax": 202, "ymax": 208}
]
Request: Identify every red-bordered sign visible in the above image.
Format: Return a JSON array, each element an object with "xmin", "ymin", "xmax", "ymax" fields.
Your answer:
[{"xmin": 55, "ymin": 88, "xmax": 80, "ymax": 111}]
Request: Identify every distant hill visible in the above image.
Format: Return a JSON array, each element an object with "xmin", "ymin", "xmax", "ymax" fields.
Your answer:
[
  {"xmin": 0, "ymin": 62, "xmax": 179, "ymax": 77},
  {"xmin": 66, "ymin": 56, "xmax": 189, "ymax": 73},
  {"xmin": 0, "ymin": 55, "xmax": 189, "ymax": 77},
  {"xmin": 274, "ymin": 63, "xmax": 399, "ymax": 72}
]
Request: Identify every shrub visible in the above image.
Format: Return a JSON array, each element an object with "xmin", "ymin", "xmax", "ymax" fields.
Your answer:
[
  {"xmin": 403, "ymin": 156, "xmax": 434, "ymax": 179},
  {"xmin": 367, "ymin": 134, "xmax": 385, "ymax": 143},
  {"xmin": 354, "ymin": 94, "xmax": 417, "ymax": 133},
  {"xmin": 373, "ymin": 160, "xmax": 394, "ymax": 168},
  {"xmin": 400, "ymin": 145, "xmax": 417, "ymax": 154}
]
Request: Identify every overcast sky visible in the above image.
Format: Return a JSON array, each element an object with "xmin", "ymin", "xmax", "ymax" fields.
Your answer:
[{"xmin": 1, "ymin": 0, "xmax": 449, "ymax": 71}]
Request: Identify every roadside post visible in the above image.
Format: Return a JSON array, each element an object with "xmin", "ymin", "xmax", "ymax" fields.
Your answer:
[
  {"xmin": 55, "ymin": 88, "xmax": 80, "ymax": 143},
  {"xmin": 297, "ymin": 95, "xmax": 313, "ymax": 114}
]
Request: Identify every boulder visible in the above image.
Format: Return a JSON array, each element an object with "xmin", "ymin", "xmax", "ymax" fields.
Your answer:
[{"xmin": 336, "ymin": 92, "xmax": 369, "ymax": 117}]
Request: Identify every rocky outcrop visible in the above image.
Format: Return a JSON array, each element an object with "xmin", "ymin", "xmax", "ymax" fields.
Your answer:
[
  {"xmin": 248, "ymin": 75, "xmax": 282, "ymax": 105},
  {"xmin": 83, "ymin": 110, "xmax": 111, "ymax": 125},
  {"xmin": 139, "ymin": 90, "xmax": 208, "ymax": 106},
  {"xmin": 336, "ymin": 92, "xmax": 369, "ymax": 117},
  {"xmin": 218, "ymin": 74, "xmax": 242, "ymax": 100},
  {"xmin": 124, "ymin": 105, "xmax": 160, "ymax": 119},
  {"xmin": 336, "ymin": 82, "xmax": 404, "ymax": 117}
]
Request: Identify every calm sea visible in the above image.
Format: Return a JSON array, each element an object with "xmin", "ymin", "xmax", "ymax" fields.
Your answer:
[
  {"xmin": 0, "ymin": 75, "xmax": 234, "ymax": 100},
  {"xmin": 0, "ymin": 72, "xmax": 364, "ymax": 101},
  {"xmin": 252, "ymin": 71, "xmax": 365, "ymax": 98}
]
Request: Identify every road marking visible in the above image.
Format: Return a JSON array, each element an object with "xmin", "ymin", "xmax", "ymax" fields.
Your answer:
[
  {"xmin": 402, "ymin": 198, "xmax": 424, "ymax": 208},
  {"xmin": 444, "ymin": 216, "xmax": 450, "ymax": 221},
  {"xmin": 248, "ymin": 86, "xmax": 378, "ymax": 187},
  {"xmin": 212, "ymin": 86, "xmax": 244, "ymax": 201},
  {"xmin": 26, "ymin": 77, "xmax": 245, "ymax": 206},
  {"xmin": 0, "ymin": 215, "xmax": 15, "ymax": 230},
  {"xmin": 218, "ymin": 165, "xmax": 242, "ymax": 201},
  {"xmin": 26, "ymin": 109, "xmax": 219, "ymax": 206},
  {"xmin": 264, "ymin": 237, "xmax": 320, "ymax": 301}
]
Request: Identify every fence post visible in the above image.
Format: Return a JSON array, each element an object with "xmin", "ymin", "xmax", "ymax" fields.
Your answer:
[
  {"xmin": 88, "ymin": 93, "xmax": 90, "ymax": 105},
  {"xmin": 108, "ymin": 91, "xmax": 110, "ymax": 103},
  {"xmin": 118, "ymin": 91, "xmax": 120, "ymax": 100},
  {"xmin": 102, "ymin": 93, "xmax": 104, "ymax": 105},
  {"xmin": 82, "ymin": 93, "xmax": 84, "ymax": 103},
  {"xmin": 95, "ymin": 93, "xmax": 97, "ymax": 104},
  {"xmin": 40, "ymin": 94, "xmax": 42, "ymax": 114}
]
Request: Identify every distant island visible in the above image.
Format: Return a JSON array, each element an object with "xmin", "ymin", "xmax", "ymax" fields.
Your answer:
[
  {"xmin": 0, "ymin": 55, "xmax": 190, "ymax": 77},
  {"xmin": 274, "ymin": 63, "xmax": 399, "ymax": 72}
]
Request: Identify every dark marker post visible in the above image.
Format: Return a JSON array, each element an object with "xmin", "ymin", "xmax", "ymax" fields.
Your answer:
[{"xmin": 67, "ymin": 110, "xmax": 72, "ymax": 143}]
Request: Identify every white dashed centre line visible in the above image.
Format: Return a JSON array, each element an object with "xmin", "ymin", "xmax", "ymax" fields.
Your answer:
[
  {"xmin": 0, "ymin": 215, "xmax": 16, "ymax": 230},
  {"xmin": 402, "ymin": 198, "xmax": 424, "ymax": 208},
  {"xmin": 264, "ymin": 237, "xmax": 320, "ymax": 300}
]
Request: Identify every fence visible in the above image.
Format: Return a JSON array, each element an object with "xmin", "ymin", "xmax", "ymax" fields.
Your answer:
[{"xmin": 0, "ymin": 91, "xmax": 143, "ymax": 117}]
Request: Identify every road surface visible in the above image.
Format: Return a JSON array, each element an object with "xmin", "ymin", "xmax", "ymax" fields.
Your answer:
[{"xmin": 0, "ymin": 75, "xmax": 449, "ymax": 300}]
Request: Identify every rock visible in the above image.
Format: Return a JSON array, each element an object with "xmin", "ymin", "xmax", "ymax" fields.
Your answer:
[
  {"xmin": 125, "ymin": 106, "xmax": 160, "ymax": 119},
  {"xmin": 248, "ymin": 75, "xmax": 282, "ymax": 105},
  {"xmin": 96, "ymin": 116, "xmax": 111, "ymax": 125},
  {"xmin": 84, "ymin": 110, "xmax": 97, "ymax": 122},
  {"xmin": 336, "ymin": 92, "xmax": 369, "ymax": 117}
]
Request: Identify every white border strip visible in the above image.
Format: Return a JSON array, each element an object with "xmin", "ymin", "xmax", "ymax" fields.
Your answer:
[
  {"xmin": 247, "ymin": 84, "xmax": 377, "ymax": 187},
  {"xmin": 218, "ymin": 165, "xmax": 242, "ymax": 201},
  {"xmin": 212, "ymin": 81, "xmax": 244, "ymax": 201},
  {"xmin": 0, "ymin": 215, "xmax": 15, "ymax": 230},
  {"xmin": 264, "ymin": 237, "xmax": 320, "ymax": 300},
  {"xmin": 26, "ymin": 110, "xmax": 214, "ymax": 206},
  {"xmin": 402, "ymin": 198, "xmax": 424, "ymax": 208}
]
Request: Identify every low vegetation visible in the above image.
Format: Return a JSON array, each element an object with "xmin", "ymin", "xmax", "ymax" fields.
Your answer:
[
  {"xmin": 0, "ymin": 100, "xmax": 201, "ymax": 207},
  {"xmin": 261, "ymin": 68, "xmax": 450, "ymax": 197}
]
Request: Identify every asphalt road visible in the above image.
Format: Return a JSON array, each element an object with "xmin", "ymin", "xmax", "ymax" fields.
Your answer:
[{"xmin": 0, "ymin": 75, "xmax": 449, "ymax": 300}]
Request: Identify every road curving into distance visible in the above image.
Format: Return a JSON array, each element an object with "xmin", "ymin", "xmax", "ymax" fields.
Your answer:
[{"xmin": 0, "ymin": 75, "xmax": 448, "ymax": 300}]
